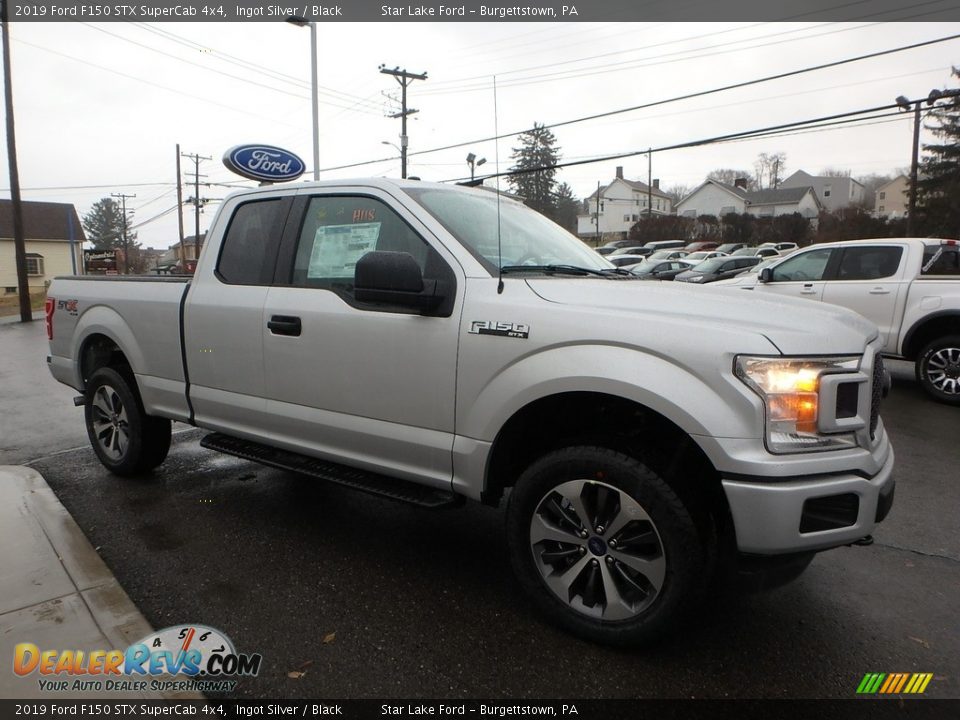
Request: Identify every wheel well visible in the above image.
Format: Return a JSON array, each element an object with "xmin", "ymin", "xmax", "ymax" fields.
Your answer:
[
  {"xmin": 79, "ymin": 334, "xmax": 132, "ymax": 388},
  {"xmin": 902, "ymin": 314, "xmax": 960, "ymax": 360},
  {"xmin": 482, "ymin": 392, "xmax": 730, "ymax": 537}
]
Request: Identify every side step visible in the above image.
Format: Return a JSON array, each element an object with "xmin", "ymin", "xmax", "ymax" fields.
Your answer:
[{"xmin": 200, "ymin": 432, "xmax": 462, "ymax": 509}]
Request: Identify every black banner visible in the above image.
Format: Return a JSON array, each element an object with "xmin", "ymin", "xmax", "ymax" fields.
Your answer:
[{"xmin": 6, "ymin": 0, "xmax": 960, "ymax": 23}]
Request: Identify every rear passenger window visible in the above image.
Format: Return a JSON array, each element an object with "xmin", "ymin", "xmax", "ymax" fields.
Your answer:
[
  {"xmin": 291, "ymin": 196, "xmax": 436, "ymax": 293},
  {"xmin": 837, "ymin": 247, "xmax": 903, "ymax": 280},
  {"xmin": 217, "ymin": 199, "xmax": 285, "ymax": 285},
  {"xmin": 922, "ymin": 247, "xmax": 960, "ymax": 276}
]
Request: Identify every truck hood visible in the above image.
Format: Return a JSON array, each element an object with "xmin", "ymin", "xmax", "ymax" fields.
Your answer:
[{"xmin": 526, "ymin": 278, "xmax": 878, "ymax": 355}]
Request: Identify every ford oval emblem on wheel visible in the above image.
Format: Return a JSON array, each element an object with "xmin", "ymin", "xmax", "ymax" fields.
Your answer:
[{"xmin": 222, "ymin": 144, "xmax": 306, "ymax": 183}]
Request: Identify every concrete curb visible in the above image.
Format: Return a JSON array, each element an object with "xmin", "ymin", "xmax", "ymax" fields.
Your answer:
[{"xmin": 0, "ymin": 465, "xmax": 201, "ymax": 700}]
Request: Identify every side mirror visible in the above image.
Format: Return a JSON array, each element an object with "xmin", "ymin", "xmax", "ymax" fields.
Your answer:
[
  {"xmin": 759, "ymin": 267, "xmax": 773, "ymax": 283},
  {"xmin": 354, "ymin": 251, "xmax": 444, "ymax": 311}
]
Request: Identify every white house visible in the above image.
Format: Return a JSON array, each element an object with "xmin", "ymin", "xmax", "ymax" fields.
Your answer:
[
  {"xmin": 577, "ymin": 166, "xmax": 672, "ymax": 240},
  {"xmin": 675, "ymin": 179, "xmax": 821, "ymax": 219},
  {"xmin": 874, "ymin": 175, "xmax": 909, "ymax": 218},
  {"xmin": 780, "ymin": 170, "xmax": 864, "ymax": 212},
  {"xmin": 1, "ymin": 200, "xmax": 85, "ymax": 295}
]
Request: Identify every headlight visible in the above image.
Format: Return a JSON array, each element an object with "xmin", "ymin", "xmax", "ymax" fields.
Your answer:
[
  {"xmin": 735, "ymin": 355, "xmax": 860, "ymax": 453},
  {"xmin": 687, "ymin": 275, "xmax": 705, "ymax": 282}
]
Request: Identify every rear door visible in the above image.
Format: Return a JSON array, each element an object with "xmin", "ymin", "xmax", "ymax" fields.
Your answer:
[
  {"xmin": 260, "ymin": 189, "xmax": 463, "ymax": 489},
  {"xmin": 821, "ymin": 245, "xmax": 906, "ymax": 351},
  {"xmin": 755, "ymin": 246, "xmax": 838, "ymax": 302}
]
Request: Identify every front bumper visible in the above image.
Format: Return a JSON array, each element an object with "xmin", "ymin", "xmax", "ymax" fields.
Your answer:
[{"xmin": 721, "ymin": 444, "xmax": 895, "ymax": 554}]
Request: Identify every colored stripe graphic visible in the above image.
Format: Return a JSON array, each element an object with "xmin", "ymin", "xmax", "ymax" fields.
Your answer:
[{"xmin": 857, "ymin": 672, "xmax": 932, "ymax": 694}]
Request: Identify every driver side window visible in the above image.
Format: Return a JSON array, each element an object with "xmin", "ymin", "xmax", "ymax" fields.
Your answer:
[{"xmin": 770, "ymin": 248, "xmax": 834, "ymax": 282}]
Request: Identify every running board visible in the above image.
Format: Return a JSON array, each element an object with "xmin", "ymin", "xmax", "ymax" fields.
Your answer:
[{"xmin": 200, "ymin": 432, "xmax": 461, "ymax": 509}]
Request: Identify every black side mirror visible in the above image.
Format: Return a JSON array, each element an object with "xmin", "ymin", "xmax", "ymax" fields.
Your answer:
[
  {"xmin": 354, "ymin": 251, "xmax": 444, "ymax": 311},
  {"xmin": 759, "ymin": 267, "xmax": 773, "ymax": 283}
]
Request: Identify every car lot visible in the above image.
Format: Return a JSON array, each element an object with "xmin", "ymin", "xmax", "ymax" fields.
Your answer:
[{"xmin": 25, "ymin": 360, "xmax": 960, "ymax": 700}]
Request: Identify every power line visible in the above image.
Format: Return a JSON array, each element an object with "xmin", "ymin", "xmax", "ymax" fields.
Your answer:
[{"xmin": 317, "ymin": 32, "xmax": 960, "ymax": 174}]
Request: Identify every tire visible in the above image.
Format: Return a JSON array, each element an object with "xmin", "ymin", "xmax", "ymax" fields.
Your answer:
[
  {"xmin": 506, "ymin": 446, "xmax": 705, "ymax": 646},
  {"xmin": 84, "ymin": 367, "xmax": 172, "ymax": 476},
  {"xmin": 915, "ymin": 335, "xmax": 960, "ymax": 405}
]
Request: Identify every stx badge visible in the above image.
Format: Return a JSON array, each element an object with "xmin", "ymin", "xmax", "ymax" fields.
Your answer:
[{"xmin": 469, "ymin": 321, "xmax": 530, "ymax": 339}]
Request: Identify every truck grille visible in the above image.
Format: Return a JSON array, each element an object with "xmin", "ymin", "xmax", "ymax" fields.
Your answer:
[{"xmin": 870, "ymin": 355, "xmax": 884, "ymax": 440}]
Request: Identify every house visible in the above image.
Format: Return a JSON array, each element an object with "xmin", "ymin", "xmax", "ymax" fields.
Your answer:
[
  {"xmin": 0, "ymin": 200, "xmax": 85, "ymax": 295},
  {"xmin": 779, "ymin": 170, "xmax": 864, "ymax": 212},
  {"xmin": 577, "ymin": 166, "xmax": 673, "ymax": 241},
  {"xmin": 874, "ymin": 175, "xmax": 909, "ymax": 218},
  {"xmin": 674, "ymin": 179, "xmax": 821, "ymax": 219}
]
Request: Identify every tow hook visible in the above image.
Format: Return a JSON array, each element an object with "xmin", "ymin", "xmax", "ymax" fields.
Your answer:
[{"xmin": 850, "ymin": 535, "xmax": 874, "ymax": 547}]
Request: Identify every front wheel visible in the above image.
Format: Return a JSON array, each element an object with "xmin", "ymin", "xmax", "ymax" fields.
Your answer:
[
  {"xmin": 84, "ymin": 367, "xmax": 172, "ymax": 476},
  {"xmin": 506, "ymin": 446, "xmax": 705, "ymax": 646},
  {"xmin": 916, "ymin": 335, "xmax": 960, "ymax": 405}
]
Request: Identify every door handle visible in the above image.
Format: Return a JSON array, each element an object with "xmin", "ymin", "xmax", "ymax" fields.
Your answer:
[
  {"xmin": 268, "ymin": 315, "xmax": 302, "ymax": 336},
  {"xmin": 869, "ymin": 288, "xmax": 890, "ymax": 295},
  {"xmin": 801, "ymin": 284, "xmax": 816, "ymax": 294}
]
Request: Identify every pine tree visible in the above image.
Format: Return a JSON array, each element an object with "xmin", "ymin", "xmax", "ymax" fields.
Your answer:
[
  {"xmin": 916, "ymin": 69, "xmax": 960, "ymax": 238},
  {"xmin": 551, "ymin": 182, "xmax": 580, "ymax": 232},
  {"xmin": 508, "ymin": 122, "xmax": 561, "ymax": 217},
  {"xmin": 82, "ymin": 198, "xmax": 138, "ymax": 251}
]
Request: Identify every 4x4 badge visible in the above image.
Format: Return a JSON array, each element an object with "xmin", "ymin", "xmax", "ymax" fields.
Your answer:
[{"xmin": 469, "ymin": 321, "xmax": 530, "ymax": 339}]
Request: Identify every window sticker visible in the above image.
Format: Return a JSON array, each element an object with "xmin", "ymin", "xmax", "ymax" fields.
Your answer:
[{"xmin": 307, "ymin": 222, "xmax": 381, "ymax": 279}]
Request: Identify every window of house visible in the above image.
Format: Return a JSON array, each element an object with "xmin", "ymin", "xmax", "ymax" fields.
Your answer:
[
  {"xmin": 837, "ymin": 246, "xmax": 903, "ymax": 280},
  {"xmin": 879, "ymin": 205, "xmax": 885, "ymax": 213},
  {"xmin": 720, "ymin": 206, "xmax": 735, "ymax": 215},
  {"xmin": 631, "ymin": 214, "xmax": 638, "ymax": 222},
  {"xmin": 217, "ymin": 198, "xmax": 285, "ymax": 285},
  {"xmin": 623, "ymin": 214, "xmax": 631, "ymax": 222},
  {"xmin": 879, "ymin": 191, "xmax": 886, "ymax": 200},
  {"xmin": 600, "ymin": 202, "xmax": 604, "ymax": 212},
  {"xmin": 25, "ymin": 255, "xmax": 44, "ymax": 276},
  {"xmin": 823, "ymin": 185, "xmax": 832, "ymax": 198}
]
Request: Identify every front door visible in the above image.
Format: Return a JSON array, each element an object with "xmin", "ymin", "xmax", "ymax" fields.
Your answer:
[{"xmin": 755, "ymin": 246, "xmax": 838, "ymax": 303}]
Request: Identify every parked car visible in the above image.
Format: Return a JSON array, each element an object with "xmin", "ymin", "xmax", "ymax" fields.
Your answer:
[
  {"xmin": 714, "ymin": 243, "xmax": 747, "ymax": 254},
  {"xmin": 647, "ymin": 249, "xmax": 690, "ymax": 260},
  {"xmin": 609, "ymin": 245, "xmax": 655, "ymax": 257},
  {"xmin": 733, "ymin": 246, "xmax": 781, "ymax": 259},
  {"xmin": 759, "ymin": 242, "xmax": 800, "ymax": 254},
  {"xmin": 750, "ymin": 237, "xmax": 960, "ymax": 404},
  {"xmin": 643, "ymin": 239, "xmax": 686, "ymax": 250},
  {"xmin": 710, "ymin": 258, "xmax": 780, "ymax": 288},
  {"xmin": 675, "ymin": 255, "xmax": 762, "ymax": 283},
  {"xmin": 627, "ymin": 258, "xmax": 698, "ymax": 280},
  {"xmin": 685, "ymin": 250, "xmax": 729, "ymax": 262},
  {"xmin": 684, "ymin": 241, "xmax": 719, "ymax": 252},
  {"xmin": 595, "ymin": 240, "xmax": 635, "ymax": 255},
  {"xmin": 608, "ymin": 254, "xmax": 653, "ymax": 267}
]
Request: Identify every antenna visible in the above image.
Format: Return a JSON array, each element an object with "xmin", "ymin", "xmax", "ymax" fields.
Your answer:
[{"xmin": 493, "ymin": 75, "xmax": 504, "ymax": 295}]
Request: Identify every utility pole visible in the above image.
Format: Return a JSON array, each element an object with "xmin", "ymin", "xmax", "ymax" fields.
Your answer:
[
  {"xmin": 595, "ymin": 181, "xmax": 601, "ymax": 245},
  {"xmin": 175, "ymin": 144, "xmax": 186, "ymax": 266},
  {"xmin": 111, "ymin": 193, "xmax": 136, "ymax": 274},
  {"xmin": 772, "ymin": 157, "xmax": 780, "ymax": 189},
  {"xmin": 647, "ymin": 149, "xmax": 653, "ymax": 219},
  {"xmin": 2, "ymin": 7, "xmax": 31, "ymax": 322},
  {"xmin": 379, "ymin": 65, "xmax": 427, "ymax": 179},
  {"xmin": 181, "ymin": 151, "xmax": 211, "ymax": 267}
]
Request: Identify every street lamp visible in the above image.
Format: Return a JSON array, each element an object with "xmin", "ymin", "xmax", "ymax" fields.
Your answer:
[
  {"xmin": 286, "ymin": 15, "xmax": 319, "ymax": 181},
  {"xmin": 896, "ymin": 89, "xmax": 947, "ymax": 236},
  {"xmin": 466, "ymin": 152, "xmax": 486, "ymax": 181}
]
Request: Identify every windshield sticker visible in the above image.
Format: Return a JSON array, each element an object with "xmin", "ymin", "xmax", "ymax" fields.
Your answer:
[{"xmin": 308, "ymin": 222, "xmax": 381, "ymax": 279}]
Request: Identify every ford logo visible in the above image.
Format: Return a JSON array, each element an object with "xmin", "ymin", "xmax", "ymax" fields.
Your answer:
[{"xmin": 222, "ymin": 144, "xmax": 306, "ymax": 183}]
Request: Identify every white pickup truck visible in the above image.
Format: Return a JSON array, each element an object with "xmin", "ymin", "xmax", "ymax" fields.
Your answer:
[
  {"xmin": 742, "ymin": 238, "xmax": 960, "ymax": 405},
  {"xmin": 46, "ymin": 179, "xmax": 894, "ymax": 645}
]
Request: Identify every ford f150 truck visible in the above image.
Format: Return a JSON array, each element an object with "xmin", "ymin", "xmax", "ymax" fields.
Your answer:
[
  {"xmin": 729, "ymin": 238, "xmax": 960, "ymax": 405},
  {"xmin": 46, "ymin": 179, "xmax": 895, "ymax": 645}
]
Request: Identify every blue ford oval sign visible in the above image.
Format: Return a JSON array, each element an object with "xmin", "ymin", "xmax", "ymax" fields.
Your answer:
[{"xmin": 222, "ymin": 144, "xmax": 305, "ymax": 183}]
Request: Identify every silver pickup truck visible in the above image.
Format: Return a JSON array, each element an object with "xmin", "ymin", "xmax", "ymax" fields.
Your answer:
[{"xmin": 46, "ymin": 179, "xmax": 894, "ymax": 645}]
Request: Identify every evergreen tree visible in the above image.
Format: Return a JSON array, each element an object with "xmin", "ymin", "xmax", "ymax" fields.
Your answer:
[
  {"xmin": 82, "ymin": 198, "xmax": 138, "ymax": 251},
  {"xmin": 508, "ymin": 122, "xmax": 560, "ymax": 217},
  {"xmin": 551, "ymin": 182, "xmax": 580, "ymax": 232},
  {"xmin": 916, "ymin": 69, "xmax": 960, "ymax": 237}
]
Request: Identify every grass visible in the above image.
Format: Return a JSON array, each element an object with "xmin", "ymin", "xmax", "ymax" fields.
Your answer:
[{"xmin": 0, "ymin": 290, "xmax": 46, "ymax": 318}]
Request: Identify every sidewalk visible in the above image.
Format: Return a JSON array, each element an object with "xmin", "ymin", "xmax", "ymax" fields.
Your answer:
[{"xmin": 0, "ymin": 465, "xmax": 194, "ymax": 700}]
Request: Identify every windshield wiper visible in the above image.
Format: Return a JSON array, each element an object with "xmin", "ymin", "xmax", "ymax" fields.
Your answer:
[{"xmin": 501, "ymin": 264, "xmax": 626, "ymax": 277}]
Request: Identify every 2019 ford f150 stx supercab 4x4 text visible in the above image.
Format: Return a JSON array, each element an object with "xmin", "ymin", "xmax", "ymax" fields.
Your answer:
[{"xmin": 46, "ymin": 179, "xmax": 895, "ymax": 645}]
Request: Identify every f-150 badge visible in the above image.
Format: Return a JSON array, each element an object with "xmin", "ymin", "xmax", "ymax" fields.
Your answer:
[{"xmin": 469, "ymin": 321, "xmax": 529, "ymax": 339}]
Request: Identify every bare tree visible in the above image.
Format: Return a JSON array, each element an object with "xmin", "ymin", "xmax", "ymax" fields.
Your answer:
[
  {"xmin": 662, "ymin": 183, "xmax": 693, "ymax": 205},
  {"xmin": 818, "ymin": 167, "xmax": 852, "ymax": 177},
  {"xmin": 706, "ymin": 169, "xmax": 756, "ymax": 190},
  {"xmin": 754, "ymin": 152, "xmax": 787, "ymax": 189}
]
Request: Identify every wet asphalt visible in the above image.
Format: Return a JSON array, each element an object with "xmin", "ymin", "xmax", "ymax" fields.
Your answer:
[{"xmin": 28, "ymin": 361, "xmax": 960, "ymax": 700}]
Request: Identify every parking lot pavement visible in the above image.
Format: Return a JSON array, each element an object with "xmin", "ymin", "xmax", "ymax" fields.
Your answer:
[{"xmin": 25, "ymin": 365, "xmax": 959, "ymax": 700}]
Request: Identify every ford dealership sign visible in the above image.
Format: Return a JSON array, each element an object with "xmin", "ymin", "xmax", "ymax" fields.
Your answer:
[{"xmin": 223, "ymin": 145, "xmax": 305, "ymax": 183}]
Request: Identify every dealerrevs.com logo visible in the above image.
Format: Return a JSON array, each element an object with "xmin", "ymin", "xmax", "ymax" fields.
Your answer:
[{"xmin": 13, "ymin": 625, "xmax": 261, "ymax": 694}]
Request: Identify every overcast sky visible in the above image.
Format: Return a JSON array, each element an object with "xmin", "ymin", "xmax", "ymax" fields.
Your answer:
[{"xmin": 2, "ymin": 20, "xmax": 959, "ymax": 249}]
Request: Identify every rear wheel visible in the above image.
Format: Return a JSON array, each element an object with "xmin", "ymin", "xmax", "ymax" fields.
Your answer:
[
  {"xmin": 916, "ymin": 335, "xmax": 960, "ymax": 405},
  {"xmin": 506, "ymin": 446, "xmax": 705, "ymax": 646},
  {"xmin": 85, "ymin": 367, "xmax": 171, "ymax": 476}
]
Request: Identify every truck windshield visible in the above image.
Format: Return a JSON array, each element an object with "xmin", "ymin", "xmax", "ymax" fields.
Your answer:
[{"xmin": 405, "ymin": 186, "xmax": 611, "ymax": 275}]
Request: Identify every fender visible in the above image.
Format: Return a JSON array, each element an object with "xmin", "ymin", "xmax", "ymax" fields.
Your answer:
[{"xmin": 899, "ymin": 310, "xmax": 960, "ymax": 358}]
